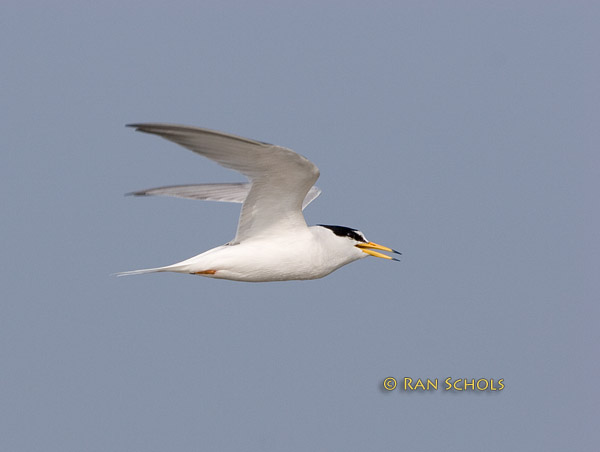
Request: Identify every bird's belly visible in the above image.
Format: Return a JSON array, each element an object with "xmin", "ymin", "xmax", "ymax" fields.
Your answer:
[
  {"xmin": 183, "ymin": 241, "xmax": 344, "ymax": 282},
  {"xmin": 212, "ymin": 254, "xmax": 333, "ymax": 282}
]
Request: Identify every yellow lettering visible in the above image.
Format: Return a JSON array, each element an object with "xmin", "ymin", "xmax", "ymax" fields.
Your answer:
[
  {"xmin": 414, "ymin": 379, "xmax": 426, "ymax": 390},
  {"xmin": 444, "ymin": 377, "xmax": 452, "ymax": 390},
  {"xmin": 427, "ymin": 379, "xmax": 438, "ymax": 390},
  {"xmin": 453, "ymin": 379, "xmax": 463, "ymax": 391},
  {"xmin": 498, "ymin": 379, "xmax": 504, "ymax": 391},
  {"xmin": 476, "ymin": 379, "xmax": 489, "ymax": 390},
  {"xmin": 464, "ymin": 379, "xmax": 475, "ymax": 390},
  {"xmin": 403, "ymin": 377, "xmax": 413, "ymax": 390}
]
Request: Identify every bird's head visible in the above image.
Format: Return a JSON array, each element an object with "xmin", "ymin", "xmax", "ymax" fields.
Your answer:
[{"xmin": 317, "ymin": 225, "xmax": 401, "ymax": 261}]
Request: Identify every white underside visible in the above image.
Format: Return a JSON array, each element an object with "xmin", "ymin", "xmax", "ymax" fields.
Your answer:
[{"xmin": 118, "ymin": 226, "xmax": 367, "ymax": 282}]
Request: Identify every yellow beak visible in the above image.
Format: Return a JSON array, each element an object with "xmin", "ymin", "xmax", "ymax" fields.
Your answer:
[{"xmin": 355, "ymin": 242, "xmax": 401, "ymax": 261}]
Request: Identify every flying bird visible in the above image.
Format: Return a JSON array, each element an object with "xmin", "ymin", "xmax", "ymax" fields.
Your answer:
[{"xmin": 118, "ymin": 124, "xmax": 400, "ymax": 282}]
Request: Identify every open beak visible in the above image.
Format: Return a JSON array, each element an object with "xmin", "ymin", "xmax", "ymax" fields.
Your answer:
[{"xmin": 355, "ymin": 242, "xmax": 401, "ymax": 261}]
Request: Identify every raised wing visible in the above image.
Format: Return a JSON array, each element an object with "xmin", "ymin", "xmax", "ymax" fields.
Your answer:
[
  {"xmin": 128, "ymin": 124, "xmax": 320, "ymax": 242},
  {"xmin": 128, "ymin": 183, "xmax": 322, "ymax": 210}
]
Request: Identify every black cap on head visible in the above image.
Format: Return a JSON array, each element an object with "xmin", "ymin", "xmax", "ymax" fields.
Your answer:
[{"xmin": 318, "ymin": 225, "xmax": 367, "ymax": 243}]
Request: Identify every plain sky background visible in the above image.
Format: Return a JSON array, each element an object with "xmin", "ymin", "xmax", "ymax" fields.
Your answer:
[{"xmin": 2, "ymin": 1, "xmax": 598, "ymax": 451}]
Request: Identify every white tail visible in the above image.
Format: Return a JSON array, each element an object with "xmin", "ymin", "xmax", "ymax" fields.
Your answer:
[
  {"xmin": 115, "ymin": 266, "xmax": 168, "ymax": 277},
  {"xmin": 115, "ymin": 260, "xmax": 194, "ymax": 276}
]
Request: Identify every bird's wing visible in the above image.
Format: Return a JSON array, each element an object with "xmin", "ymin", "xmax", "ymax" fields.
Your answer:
[
  {"xmin": 128, "ymin": 183, "xmax": 322, "ymax": 210},
  {"xmin": 129, "ymin": 183, "xmax": 250, "ymax": 203},
  {"xmin": 128, "ymin": 124, "xmax": 320, "ymax": 242}
]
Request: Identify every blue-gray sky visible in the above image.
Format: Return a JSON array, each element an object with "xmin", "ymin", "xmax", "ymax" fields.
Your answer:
[{"xmin": 2, "ymin": 1, "xmax": 598, "ymax": 451}]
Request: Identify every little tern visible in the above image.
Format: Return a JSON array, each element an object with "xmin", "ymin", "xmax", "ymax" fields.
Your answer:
[{"xmin": 118, "ymin": 124, "xmax": 400, "ymax": 282}]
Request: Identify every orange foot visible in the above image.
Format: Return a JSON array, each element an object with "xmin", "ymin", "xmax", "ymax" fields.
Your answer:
[{"xmin": 192, "ymin": 270, "xmax": 217, "ymax": 275}]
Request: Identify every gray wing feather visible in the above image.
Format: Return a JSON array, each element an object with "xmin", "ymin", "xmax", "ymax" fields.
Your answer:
[
  {"xmin": 128, "ymin": 124, "xmax": 320, "ymax": 242},
  {"xmin": 128, "ymin": 183, "xmax": 322, "ymax": 210}
]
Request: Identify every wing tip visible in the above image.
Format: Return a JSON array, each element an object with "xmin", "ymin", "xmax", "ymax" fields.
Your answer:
[
  {"xmin": 125, "ymin": 122, "xmax": 273, "ymax": 146},
  {"xmin": 126, "ymin": 123, "xmax": 155, "ymax": 133},
  {"xmin": 126, "ymin": 123, "xmax": 176, "ymax": 134},
  {"xmin": 124, "ymin": 190, "xmax": 146, "ymax": 197}
]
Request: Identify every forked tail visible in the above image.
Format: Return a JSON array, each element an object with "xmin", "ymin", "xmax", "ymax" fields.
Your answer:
[{"xmin": 115, "ymin": 266, "xmax": 172, "ymax": 277}]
